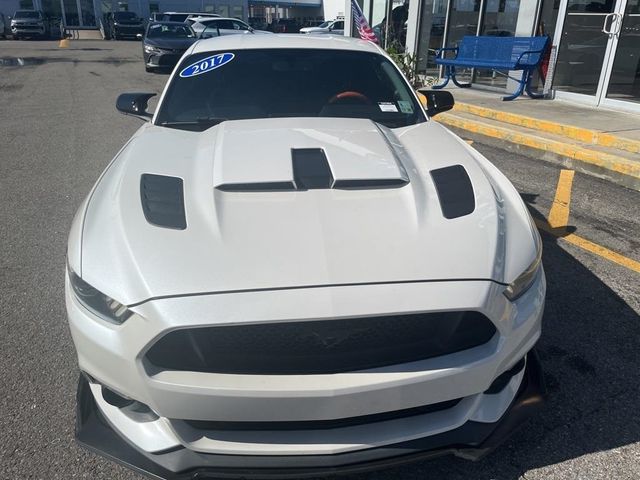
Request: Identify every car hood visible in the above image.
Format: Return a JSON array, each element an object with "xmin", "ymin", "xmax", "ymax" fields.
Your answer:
[
  {"xmin": 145, "ymin": 37, "xmax": 195, "ymax": 49},
  {"xmin": 80, "ymin": 117, "xmax": 536, "ymax": 305}
]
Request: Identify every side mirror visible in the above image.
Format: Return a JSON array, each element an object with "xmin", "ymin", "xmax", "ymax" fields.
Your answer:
[
  {"xmin": 116, "ymin": 93, "xmax": 156, "ymax": 121},
  {"xmin": 417, "ymin": 89, "xmax": 454, "ymax": 117},
  {"xmin": 136, "ymin": 33, "xmax": 143, "ymax": 39}
]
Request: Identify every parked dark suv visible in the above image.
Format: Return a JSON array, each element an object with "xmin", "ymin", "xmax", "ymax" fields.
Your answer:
[
  {"xmin": 105, "ymin": 11, "xmax": 144, "ymax": 39},
  {"xmin": 268, "ymin": 18, "xmax": 301, "ymax": 33}
]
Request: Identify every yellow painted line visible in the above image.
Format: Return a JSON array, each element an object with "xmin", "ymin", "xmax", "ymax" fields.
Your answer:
[
  {"xmin": 465, "ymin": 140, "xmax": 474, "ymax": 145},
  {"xmin": 453, "ymin": 102, "xmax": 640, "ymax": 155},
  {"xmin": 534, "ymin": 218, "xmax": 640, "ymax": 273},
  {"xmin": 548, "ymin": 169, "xmax": 575, "ymax": 229},
  {"xmin": 436, "ymin": 113, "xmax": 640, "ymax": 180}
]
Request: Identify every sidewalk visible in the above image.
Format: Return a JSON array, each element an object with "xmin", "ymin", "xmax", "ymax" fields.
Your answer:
[{"xmin": 433, "ymin": 88, "xmax": 640, "ymax": 191}]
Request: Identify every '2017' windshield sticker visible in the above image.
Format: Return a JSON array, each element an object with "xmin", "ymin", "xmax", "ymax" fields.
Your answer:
[{"xmin": 179, "ymin": 52, "xmax": 235, "ymax": 78}]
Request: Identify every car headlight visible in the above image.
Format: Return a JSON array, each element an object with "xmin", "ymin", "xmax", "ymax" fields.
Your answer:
[
  {"xmin": 503, "ymin": 219, "xmax": 543, "ymax": 301},
  {"xmin": 68, "ymin": 268, "xmax": 132, "ymax": 324},
  {"xmin": 144, "ymin": 44, "xmax": 162, "ymax": 54}
]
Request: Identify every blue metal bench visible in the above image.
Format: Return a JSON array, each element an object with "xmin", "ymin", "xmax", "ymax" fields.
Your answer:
[{"xmin": 433, "ymin": 36, "xmax": 550, "ymax": 101}]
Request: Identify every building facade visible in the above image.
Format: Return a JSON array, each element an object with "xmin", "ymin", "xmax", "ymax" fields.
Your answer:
[
  {"xmin": 0, "ymin": 0, "xmax": 339, "ymax": 29},
  {"xmin": 346, "ymin": 0, "xmax": 640, "ymax": 113}
]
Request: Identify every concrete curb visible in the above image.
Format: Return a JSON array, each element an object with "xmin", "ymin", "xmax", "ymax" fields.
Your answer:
[
  {"xmin": 436, "ymin": 112, "xmax": 640, "ymax": 191},
  {"xmin": 452, "ymin": 102, "xmax": 640, "ymax": 155}
]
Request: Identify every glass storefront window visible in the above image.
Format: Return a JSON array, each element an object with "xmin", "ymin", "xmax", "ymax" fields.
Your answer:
[
  {"xmin": 475, "ymin": 0, "xmax": 521, "ymax": 87},
  {"xmin": 217, "ymin": 5, "xmax": 230, "ymax": 17},
  {"xmin": 231, "ymin": 6, "xmax": 244, "ymax": 19},
  {"xmin": 606, "ymin": 0, "xmax": 640, "ymax": 103},
  {"xmin": 416, "ymin": 0, "xmax": 447, "ymax": 74},
  {"xmin": 444, "ymin": 0, "xmax": 481, "ymax": 83}
]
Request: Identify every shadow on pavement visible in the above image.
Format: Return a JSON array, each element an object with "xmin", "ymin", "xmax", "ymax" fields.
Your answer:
[{"xmin": 346, "ymin": 194, "xmax": 640, "ymax": 479}]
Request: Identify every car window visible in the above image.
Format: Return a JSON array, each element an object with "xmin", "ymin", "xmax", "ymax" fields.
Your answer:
[
  {"xmin": 332, "ymin": 21, "xmax": 344, "ymax": 30},
  {"xmin": 216, "ymin": 20, "xmax": 235, "ymax": 29},
  {"xmin": 114, "ymin": 12, "xmax": 138, "ymax": 21},
  {"xmin": 147, "ymin": 23, "xmax": 195, "ymax": 38},
  {"xmin": 156, "ymin": 49, "xmax": 425, "ymax": 130},
  {"xmin": 15, "ymin": 11, "xmax": 41, "ymax": 19},
  {"xmin": 232, "ymin": 20, "xmax": 249, "ymax": 30}
]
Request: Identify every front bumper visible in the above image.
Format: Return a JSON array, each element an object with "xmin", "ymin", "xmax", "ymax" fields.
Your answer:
[
  {"xmin": 144, "ymin": 51, "xmax": 184, "ymax": 68},
  {"xmin": 68, "ymin": 271, "xmax": 545, "ymax": 477},
  {"xmin": 11, "ymin": 25, "xmax": 45, "ymax": 35},
  {"xmin": 76, "ymin": 351, "xmax": 545, "ymax": 479}
]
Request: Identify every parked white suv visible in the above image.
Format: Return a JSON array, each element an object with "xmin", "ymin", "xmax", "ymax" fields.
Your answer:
[{"xmin": 191, "ymin": 17, "xmax": 272, "ymax": 37}]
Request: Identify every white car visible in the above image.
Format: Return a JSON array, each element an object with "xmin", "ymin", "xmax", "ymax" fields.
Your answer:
[
  {"xmin": 67, "ymin": 34, "xmax": 545, "ymax": 479},
  {"xmin": 189, "ymin": 16, "xmax": 271, "ymax": 37},
  {"xmin": 300, "ymin": 19, "xmax": 344, "ymax": 35}
]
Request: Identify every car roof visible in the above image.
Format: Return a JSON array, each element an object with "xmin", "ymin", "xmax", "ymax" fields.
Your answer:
[
  {"xmin": 149, "ymin": 20, "xmax": 192, "ymax": 26},
  {"xmin": 190, "ymin": 34, "xmax": 382, "ymax": 55},
  {"xmin": 192, "ymin": 16, "xmax": 243, "ymax": 22}
]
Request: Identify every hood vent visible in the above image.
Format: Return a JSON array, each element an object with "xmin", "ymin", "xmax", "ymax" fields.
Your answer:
[
  {"xmin": 140, "ymin": 174, "xmax": 187, "ymax": 230},
  {"xmin": 292, "ymin": 148, "xmax": 334, "ymax": 190},
  {"xmin": 217, "ymin": 147, "xmax": 409, "ymax": 192},
  {"xmin": 430, "ymin": 165, "xmax": 475, "ymax": 219}
]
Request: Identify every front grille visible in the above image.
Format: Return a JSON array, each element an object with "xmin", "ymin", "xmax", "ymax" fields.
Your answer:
[
  {"xmin": 182, "ymin": 398, "xmax": 462, "ymax": 431},
  {"xmin": 145, "ymin": 311, "xmax": 496, "ymax": 375}
]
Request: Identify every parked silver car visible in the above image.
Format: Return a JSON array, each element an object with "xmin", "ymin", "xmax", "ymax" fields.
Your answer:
[{"xmin": 300, "ymin": 19, "xmax": 344, "ymax": 35}]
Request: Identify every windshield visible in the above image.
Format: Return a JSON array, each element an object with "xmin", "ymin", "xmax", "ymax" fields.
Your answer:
[
  {"xmin": 317, "ymin": 21, "xmax": 330, "ymax": 28},
  {"xmin": 114, "ymin": 12, "xmax": 138, "ymax": 21},
  {"xmin": 147, "ymin": 23, "xmax": 195, "ymax": 38},
  {"xmin": 15, "ymin": 11, "xmax": 41, "ymax": 19},
  {"xmin": 157, "ymin": 49, "xmax": 425, "ymax": 130}
]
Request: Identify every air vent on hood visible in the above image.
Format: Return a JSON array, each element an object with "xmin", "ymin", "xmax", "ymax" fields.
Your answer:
[
  {"xmin": 292, "ymin": 148, "xmax": 334, "ymax": 189},
  {"xmin": 140, "ymin": 174, "xmax": 186, "ymax": 230},
  {"xmin": 430, "ymin": 165, "xmax": 475, "ymax": 219}
]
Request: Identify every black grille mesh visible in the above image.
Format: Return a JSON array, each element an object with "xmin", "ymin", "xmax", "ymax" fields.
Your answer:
[{"xmin": 145, "ymin": 311, "xmax": 496, "ymax": 375}]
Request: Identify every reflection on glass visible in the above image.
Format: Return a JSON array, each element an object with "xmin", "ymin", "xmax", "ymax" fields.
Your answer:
[
  {"xmin": 446, "ymin": 0, "xmax": 481, "ymax": 83},
  {"xmin": 553, "ymin": 8, "xmax": 613, "ymax": 95},
  {"xmin": 475, "ymin": 0, "xmax": 521, "ymax": 87},
  {"xmin": 416, "ymin": 0, "xmax": 447, "ymax": 75},
  {"xmin": 606, "ymin": 0, "xmax": 640, "ymax": 103},
  {"xmin": 63, "ymin": 0, "xmax": 80, "ymax": 25},
  {"xmin": 80, "ymin": 0, "xmax": 96, "ymax": 26}
]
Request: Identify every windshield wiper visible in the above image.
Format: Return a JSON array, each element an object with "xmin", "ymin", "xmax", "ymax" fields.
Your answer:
[{"xmin": 160, "ymin": 117, "xmax": 228, "ymax": 128}]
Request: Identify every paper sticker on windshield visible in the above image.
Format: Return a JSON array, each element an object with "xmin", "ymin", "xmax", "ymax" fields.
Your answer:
[
  {"xmin": 179, "ymin": 52, "xmax": 235, "ymax": 78},
  {"xmin": 398, "ymin": 100, "xmax": 414, "ymax": 114},
  {"xmin": 378, "ymin": 102, "xmax": 398, "ymax": 112}
]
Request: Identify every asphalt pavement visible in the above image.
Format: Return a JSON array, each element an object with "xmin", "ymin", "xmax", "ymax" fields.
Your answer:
[{"xmin": 1, "ymin": 40, "xmax": 639, "ymax": 480}]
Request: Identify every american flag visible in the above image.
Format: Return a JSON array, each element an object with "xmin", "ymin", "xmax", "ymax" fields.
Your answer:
[{"xmin": 351, "ymin": 0, "xmax": 378, "ymax": 44}]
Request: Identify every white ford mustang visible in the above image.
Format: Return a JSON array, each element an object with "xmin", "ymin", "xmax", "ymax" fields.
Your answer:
[{"xmin": 66, "ymin": 35, "xmax": 546, "ymax": 478}]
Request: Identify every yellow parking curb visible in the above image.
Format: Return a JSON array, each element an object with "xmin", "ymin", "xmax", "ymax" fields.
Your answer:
[
  {"xmin": 452, "ymin": 102, "xmax": 640, "ymax": 155},
  {"xmin": 436, "ymin": 112, "xmax": 640, "ymax": 180},
  {"xmin": 59, "ymin": 38, "xmax": 70, "ymax": 48}
]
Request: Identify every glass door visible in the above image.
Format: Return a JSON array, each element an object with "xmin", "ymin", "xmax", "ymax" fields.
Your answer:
[
  {"xmin": 61, "ymin": 0, "xmax": 97, "ymax": 26},
  {"xmin": 553, "ymin": 0, "xmax": 640, "ymax": 110},
  {"xmin": 602, "ymin": 0, "xmax": 640, "ymax": 106}
]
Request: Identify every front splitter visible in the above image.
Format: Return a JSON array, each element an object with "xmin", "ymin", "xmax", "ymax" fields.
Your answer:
[{"xmin": 76, "ymin": 351, "xmax": 545, "ymax": 479}]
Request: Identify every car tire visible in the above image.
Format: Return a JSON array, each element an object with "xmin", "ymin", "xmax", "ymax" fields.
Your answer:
[{"xmin": 145, "ymin": 66, "xmax": 153, "ymax": 73}]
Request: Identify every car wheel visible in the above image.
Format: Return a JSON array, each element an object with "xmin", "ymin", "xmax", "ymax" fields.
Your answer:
[{"xmin": 145, "ymin": 66, "xmax": 153, "ymax": 73}]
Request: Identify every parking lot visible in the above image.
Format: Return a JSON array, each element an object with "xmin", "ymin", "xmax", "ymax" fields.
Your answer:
[{"xmin": 1, "ymin": 40, "xmax": 639, "ymax": 479}]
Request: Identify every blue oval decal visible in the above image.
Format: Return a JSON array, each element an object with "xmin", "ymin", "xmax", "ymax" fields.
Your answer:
[{"xmin": 179, "ymin": 52, "xmax": 235, "ymax": 78}]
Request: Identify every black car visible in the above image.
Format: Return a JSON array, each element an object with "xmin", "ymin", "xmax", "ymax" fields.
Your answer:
[
  {"xmin": 106, "ymin": 11, "xmax": 145, "ymax": 40},
  {"xmin": 142, "ymin": 21, "xmax": 197, "ymax": 72}
]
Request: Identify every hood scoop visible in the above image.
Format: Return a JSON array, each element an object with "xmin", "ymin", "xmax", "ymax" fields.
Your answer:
[{"xmin": 212, "ymin": 118, "xmax": 409, "ymax": 192}]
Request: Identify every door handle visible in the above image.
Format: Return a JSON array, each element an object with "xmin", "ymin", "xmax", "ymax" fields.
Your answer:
[
  {"xmin": 601, "ymin": 12, "xmax": 615, "ymax": 34},
  {"xmin": 611, "ymin": 13, "xmax": 623, "ymax": 36}
]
